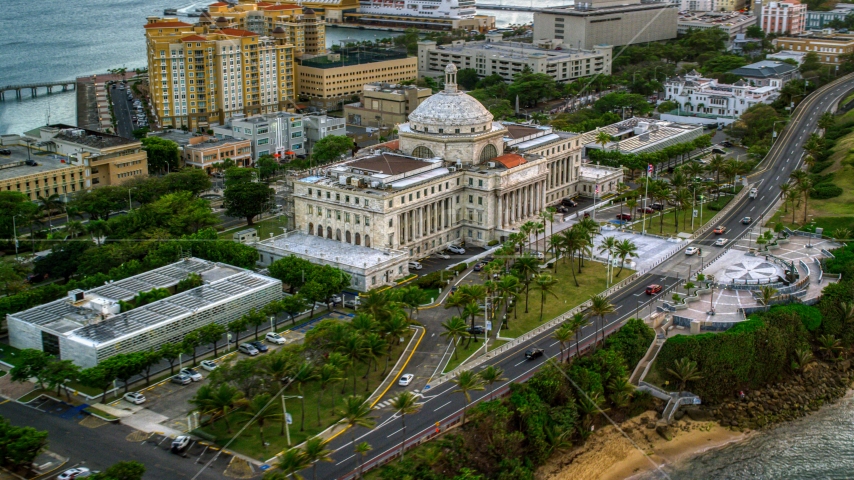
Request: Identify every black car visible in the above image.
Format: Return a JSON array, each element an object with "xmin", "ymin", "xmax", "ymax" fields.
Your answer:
[
  {"xmin": 26, "ymin": 272, "xmax": 48, "ymax": 283},
  {"xmin": 650, "ymin": 203, "xmax": 665, "ymax": 211},
  {"xmin": 249, "ymin": 341, "xmax": 269, "ymax": 353},
  {"xmin": 556, "ymin": 205, "xmax": 569, "ymax": 213},
  {"xmin": 525, "ymin": 348, "xmax": 544, "ymax": 360},
  {"xmin": 467, "ymin": 326, "xmax": 485, "ymax": 335},
  {"xmin": 561, "ymin": 197, "xmax": 578, "ymax": 207},
  {"xmin": 0, "ymin": 149, "xmax": 11, "ymax": 155}
]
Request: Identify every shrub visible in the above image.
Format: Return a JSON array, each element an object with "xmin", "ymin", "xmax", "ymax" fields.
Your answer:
[
  {"xmin": 487, "ymin": 239, "xmax": 499, "ymax": 246},
  {"xmin": 770, "ymin": 304, "xmax": 822, "ymax": 332},
  {"xmin": 811, "ymin": 184, "xmax": 843, "ymax": 199},
  {"xmin": 452, "ymin": 263, "xmax": 468, "ymax": 273},
  {"xmin": 415, "ymin": 271, "xmax": 447, "ymax": 290}
]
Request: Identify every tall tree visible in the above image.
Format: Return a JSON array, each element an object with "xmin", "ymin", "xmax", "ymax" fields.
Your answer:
[
  {"xmin": 334, "ymin": 395, "xmax": 376, "ymax": 474},
  {"xmin": 452, "ymin": 370, "xmax": 485, "ymax": 424},
  {"xmin": 389, "ymin": 391, "xmax": 422, "ymax": 461}
]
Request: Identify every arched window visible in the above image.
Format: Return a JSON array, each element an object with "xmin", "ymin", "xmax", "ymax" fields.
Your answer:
[
  {"xmin": 355, "ymin": 233, "xmax": 361, "ymax": 245},
  {"xmin": 308, "ymin": 223, "xmax": 314, "ymax": 235},
  {"xmin": 479, "ymin": 144, "xmax": 498, "ymax": 163},
  {"xmin": 317, "ymin": 224, "xmax": 324, "ymax": 237},
  {"xmin": 412, "ymin": 146, "xmax": 434, "ymax": 158},
  {"xmin": 365, "ymin": 235, "xmax": 371, "ymax": 248},
  {"xmin": 327, "ymin": 226, "xmax": 332, "ymax": 239},
  {"xmin": 346, "ymin": 231, "xmax": 352, "ymax": 243},
  {"xmin": 335, "ymin": 228, "xmax": 342, "ymax": 241}
]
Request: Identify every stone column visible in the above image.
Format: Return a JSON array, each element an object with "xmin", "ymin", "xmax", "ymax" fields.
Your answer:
[{"xmin": 497, "ymin": 194, "xmax": 503, "ymax": 228}]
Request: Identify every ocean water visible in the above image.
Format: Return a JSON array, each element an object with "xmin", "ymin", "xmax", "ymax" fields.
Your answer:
[{"xmin": 639, "ymin": 393, "xmax": 854, "ymax": 480}]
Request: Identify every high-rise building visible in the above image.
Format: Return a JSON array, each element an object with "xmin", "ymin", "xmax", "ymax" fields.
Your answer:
[
  {"xmin": 760, "ymin": 0, "xmax": 807, "ymax": 35},
  {"xmin": 203, "ymin": 1, "xmax": 325, "ymax": 55},
  {"xmin": 144, "ymin": 17, "xmax": 297, "ymax": 131}
]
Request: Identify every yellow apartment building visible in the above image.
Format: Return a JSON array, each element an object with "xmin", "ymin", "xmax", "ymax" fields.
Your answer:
[
  {"xmin": 297, "ymin": 54, "xmax": 417, "ymax": 109},
  {"xmin": 145, "ymin": 17, "xmax": 296, "ymax": 131},
  {"xmin": 205, "ymin": 1, "xmax": 325, "ymax": 55}
]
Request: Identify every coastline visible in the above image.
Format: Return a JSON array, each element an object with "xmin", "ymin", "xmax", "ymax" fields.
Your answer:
[{"xmin": 538, "ymin": 411, "xmax": 751, "ymax": 480}]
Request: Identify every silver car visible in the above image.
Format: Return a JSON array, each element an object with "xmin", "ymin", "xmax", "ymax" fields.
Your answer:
[
  {"xmin": 238, "ymin": 343, "xmax": 259, "ymax": 356},
  {"xmin": 171, "ymin": 373, "xmax": 192, "ymax": 385}
]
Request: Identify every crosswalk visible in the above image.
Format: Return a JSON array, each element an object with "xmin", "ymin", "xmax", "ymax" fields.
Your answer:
[{"xmin": 373, "ymin": 389, "xmax": 420, "ymax": 409}]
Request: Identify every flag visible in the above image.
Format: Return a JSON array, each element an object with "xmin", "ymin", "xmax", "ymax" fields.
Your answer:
[
  {"xmin": 595, "ymin": 185, "xmax": 599, "ymax": 195},
  {"xmin": 647, "ymin": 164, "xmax": 654, "ymax": 175}
]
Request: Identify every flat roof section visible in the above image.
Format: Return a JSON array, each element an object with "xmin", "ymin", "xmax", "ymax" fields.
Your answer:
[
  {"xmin": 0, "ymin": 147, "xmax": 80, "ymax": 182},
  {"xmin": 262, "ymin": 232, "xmax": 406, "ymax": 269},
  {"xmin": 345, "ymin": 153, "xmax": 435, "ymax": 176}
]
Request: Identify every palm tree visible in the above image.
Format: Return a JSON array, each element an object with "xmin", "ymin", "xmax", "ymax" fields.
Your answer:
[
  {"xmin": 334, "ymin": 395, "xmax": 376, "ymax": 474},
  {"xmin": 598, "ymin": 235, "xmax": 618, "ymax": 266},
  {"xmin": 707, "ymin": 155, "xmax": 726, "ymax": 189},
  {"xmin": 608, "ymin": 377, "xmax": 635, "ymax": 408},
  {"xmin": 338, "ymin": 335, "xmax": 366, "ymax": 395},
  {"xmin": 190, "ymin": 384, "xmax": 243, "ymax": 433},
  {"xmin": 274, "ymin": 447, "xmax": 311, "ymax": 480},
  {"xmin": 514, "ymin": 255, "xmax": 540, "ymax": 313},
  {"xmin": 779, "ymin": 183, "xmax": 792, "ymax": 213},
  {"xmin": 301, "ymin": 437, "xmax": 334, "ymax": 480},
  {"xmin": 292, "ymin": 362, "xmax": 318, "ymax": 432},
  {"xmin": 614, "ymin": 239, "xmax": 638, "ymax": 277},
  {"xmin": 452, "ymin": 369, "xmax": 485, "ymax": 424},
  {"xmin": 559, "ymin": 228, "xmax": 583, "ymax": 286},
  {"xmin": 37, "ymin": 194, "xmax": 63, "ymax": 229},
  {"xmin": 317, "ymin": 364, "xmax": 343, "ymax": 424},
  {"xmin": 758, "ymin": 286, "xmax": 779, "ymax": 312},
  {"xmin": 625, "ymin": 198, "xmax": 638, "ymax": 231},
  {"xmin": 666, "ymin": 357, "xmax": 702, "ymax": 391},
  {"xmin": 578, "ymin": 391, "xmax": 608, "ymax": 432},
  {"xmin": 389, "ymin": 391, "xmax": 422, "ymax": 461},
  {"xmin": 86, "ymin": 219, "xmax": 111, "ymax": 247},
  {"xmin": 63, "ymin": 220, "xmax": 86, "ymax": 239},
  {"xmin": 799, "ymin": 178, "xmax": 814, "ymax": 223},
  {"xmin": 588, "ymin": 294, "xmax": 616, "ymax": 350},
  {"xmin": 818, "ymin": 111, "xmax": 835, "ymax": 131},
  {"xmin": 595, "ymin": 130, "xmax": 612, "ymax": 151},
  {"xmin": 462, "ymin": 301, "xmax": 482, "ymax": 346},
  {"xmin": 793, "ymin": 347, "xmax": 814, "ymax": 373},
  {"xmin": 440, "ymin": 316, "xmax": 468, "ymax": 360},
  {"xmin": 552, "ymin": 322, "xmax": 574, "ymax": 363},
  {"xmin": 837, "ymin": 301, "xmax": 854, "ymax": 331},
  {"xmin": 354, "ymin": 441, "xmax": 372, "ymax": 478},
  {"xmin": 478, "ymin": 365, "xmax": 507, "ymax": 400},
  {"xmin": 495, "ymin": 274, "xmax": 520, "ymax": 326},
  {"xmin": 540, "ymin": 208, "xmax": 556, "ymax": 256},
  {"xmin": 818, "ymin": 334, "xmax": 843, "ymax": 360},
  {"xmin": 531, "ymin": 274, "xmax": 559, "ymax": 322},
  {"xmin": 234, "ymin": 393, "xmax": 281, "ymax": 450},
  {"xmin": 362, "ymin": 333, "xmax": 388, "ymax": 391},
  {"xmin": 360, "ymin": 289, "xmax": 394, "ymax": 323},
  {"xmin": 650, "ymin": 180, "xmax": 670, "ymax": 234},
  {"xmin": 400, "ymin": 286, "xmax": 428, "ymax": 320},
  {"xmin": 568, "ymin": 312, "xmax": 589, "ymax": 359}
]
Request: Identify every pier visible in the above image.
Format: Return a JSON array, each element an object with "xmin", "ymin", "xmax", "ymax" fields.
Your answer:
[{"xmin": 0, "ymin": 81, "xmax": 76, "ymax": 101}]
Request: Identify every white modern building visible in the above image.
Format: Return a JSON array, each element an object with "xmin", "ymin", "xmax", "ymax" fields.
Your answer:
[
  {"xmin": 581, "ymin": 118, "xmax": 706, "ymax": 155},
  {"xmin": 286, "ymin": 64, "xmax": 605, "ymax": 259},
  {"xmin": 213, "ymin": 112, "xmax": 306, "ymax": 160},
  {"xmin": 661, "ymin": 71, "xmax": 781, "ymax": 126},
  {"xmin": 7, "ymin": 258, "xmax": 282, "ymax": 368},
  {"xmin": 417, "ymin": 34, "xmax": 613, "ymax": 84},
  {"xmin": 677, "ymin": 12, "xmax": 757, "ymax": 40},
  {"xmin": 303, "ymin": 114, "xmax": 347, "ymax": 152}
]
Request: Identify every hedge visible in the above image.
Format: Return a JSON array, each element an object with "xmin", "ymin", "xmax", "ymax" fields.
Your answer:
[{"xmin": 811, "ymin": 184, "xmax": 843, "ymax": 199}]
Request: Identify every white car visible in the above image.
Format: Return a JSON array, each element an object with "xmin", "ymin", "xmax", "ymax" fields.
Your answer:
[
  {"xmin": 714, "ymin": 238, "xmax": 729, "ymax": 246},
  {"xmin": 58, "ymin": 468, "xmax": 90, "ymax": 480},
  {"xmin": 200, "ymin": 360, "xmax": 218, "ymax": 372},
  {"xmin": 448, "ymin": 245, "xmax": 466, "ymax": 254},
  {"xmin": 330, "ymin": 295, "xmax": 342, "ymax": 305},
  {"xmin": 398, "ymin": 373, "xmax": 414, "ymax": 386},
  {"xmin": 408, "ymin": 261, "xmax": 423, "ymax": 270},
  {"xmin": 123, "ymin": 392, "xmax": 146, "ymax": 405},
  {"xmin": 685, "ymin": 247, "xmax": 699, "ymax": 256},
  {"xmin": 180, "ymin": 368, "xmax": 203, "ymax": 382},
  {"xmin": 171, "ymin": 435, "xmax": 191, "ymax": 453},
  {"xmin": 265, "ymin": 332, "xmax": 286, "ymax": 345},
  {"xmin": 435, "ymin": 253, "xmax": 450, "ymax": 259}
]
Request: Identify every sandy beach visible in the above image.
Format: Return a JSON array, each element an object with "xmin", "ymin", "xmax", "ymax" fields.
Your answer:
[{"xmin": 538, "ymin": 411, "xmax": 750, "ymax": 480}]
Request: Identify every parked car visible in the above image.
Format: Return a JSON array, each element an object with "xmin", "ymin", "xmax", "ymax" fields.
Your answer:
[
  {"xmin": 435, "ymin": 252, "xmax": 450, "ymax": 259},
  {"xmin": 650, "ymin": 203, "xmax": 665, "ymax": 211},
  {"xmin": 645, "ymin": 284, "xmax": 663, "ymax": 295},
  {"xmin": 0, "ymin": 149, "xmax": 11, "ymax": 155},
  {"xmin": 473, "ymin": 263, "xmax": 485, "ymax": 272},
  {"xmin": 467, "ymin": 325, "xmax": 485, "ymax": 335},
  {"xmin": 58, "ymin": 468, "xmax": 90, "ymax": 480},
  {"xmin": 398, "ymin": 373, "xmax": 414, "ymax": 386},
  {"xmin": 685, "ymin": 247, "xmax": 699, "ymax": 256},
  {"xmin": 26, "ymin": 272, "xmax": 48, "ymax": 283},
  {"xmin": 555, "ymin": 205, "xmax": 569, "ymax": 213},
  {"xmin": 448, "ymin": 245, "xmax": 466, "ymax": 254},
  {"xmin": 171, "ymin": 373, "xmax": 192, "ymax": 385},
  {"xmin": 343, "ymin": 298, "xmax": 361, "ymax": 309},
  {"xmin": 180, "ymin": 368, "xmax": 203, "ymax": 381},
  {"xmin": 742, "ymin": 217, "xmax": 752, "ymax": 224},
  {"xmin": 266, "ymin": 332, "xmax": 286, "ymax": 345},
  {"xmin": 171, "ymin": 436, "xmax": 191, "ymax": 454},
  {"xmin": 330, "ymin": 295, "xmax": 342, "ymax": 304},
  {"xmin": 714, "ymin": 238, "xmax": 729, "ymax": 246},
  {"xmin": 637, "ymin": 207, "xmax": 654, "ymax": 214},
  {"xmin": 525, "ymin": 348, "xmax": 544, "ymax": 360},
  {"xmin": 561, "ymin": 197, "xmax": 578, "ymax": 207},
  {"xmin": 616, "ymin": 213, "xmax": 632, "ymax": 221},
  {"xmin": 408, "ymin": 261, "xmax": 423, "ymax": 270},
  {"xmin": 238, "ymin": 343, "xmax": 259, "ymax": 356},
  {"xmin": 249, "ymin": 341, "xmax": 269, "ymax": 353},
  {"xmin": 200, "ymin": 360, "xmax": 218, "ymax": 372},
  {"xmin": 123, "ymin": 392, "xmax": 146, "ymax": 405},
  {"xmin": 713, "ymin": 226, "xmax": 727, "ymax": 234}
]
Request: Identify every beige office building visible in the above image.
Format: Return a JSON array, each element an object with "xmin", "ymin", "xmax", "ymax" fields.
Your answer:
[
  {"xmin": 297, "ymin": 54, "xmax": 417, "ymax": 109},
  {"xmin": 533, "ymin": 2, "xmax": 678, "ymax": 49},
  {"xmin": 183, "ymin": 136, "xmax": 253, "ymax": 172},
  {"xmin": 772, "ymin": 33, "xmax": 854, "ymax": 66},
  {"xmin": 343, "ymin": 83, "xmax": 431, "ymax": 127}
]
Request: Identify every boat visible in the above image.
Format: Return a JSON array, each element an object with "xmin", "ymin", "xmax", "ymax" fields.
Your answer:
[
  {"xmin": 164, "ymin": 8, "xmax": 178, "ymax": 14},
  {"xmin": 358, "ymin": 0, "xmax": 476, "ymax": 19}
]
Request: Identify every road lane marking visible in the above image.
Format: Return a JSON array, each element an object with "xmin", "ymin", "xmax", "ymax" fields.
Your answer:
[
  {"xmin": 750, "ymin": 206, "xmax": 755, "ymax": 212},
  {"xmin": 386, "ymin": 428, "xmax": 403, "ymax": 438},
  {"xmin": 336, "ymin": 454, "xmax": 355, "ymax": 465},
  {"xmin": 514, "ymin": 359, "xmax": 527, "ymax": 367},
  {"xmin": 433, "ymin": 401, "xmax": 451, "ymax": 412}
]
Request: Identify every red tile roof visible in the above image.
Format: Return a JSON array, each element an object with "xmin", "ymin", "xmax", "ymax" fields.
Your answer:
[
  {"xmin": 220, "ymin": 28, "xmax": 258, "ymax": 37},
  {"xmin": 373, "ymin": 139, "xmax": 400, "ymax": 151},
  {"xmin": 144, "ymin": 21, "xmax": 193, "ymax": 29},
  {"xmin": 181, "ymin": 35, "xmax": 208, "ymax": 42},
  {"xmin": 492, "ymin": 153, "xmax": 526, "ymax": 169},
  {"xmin": 262, "ymin": 4, "xmax": 301, "ymax": 10}
]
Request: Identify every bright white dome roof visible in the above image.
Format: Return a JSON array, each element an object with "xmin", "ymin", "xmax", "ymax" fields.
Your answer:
[{"xmin": 407, "ymin": 63, "xmax": 493, "ymax": 133}]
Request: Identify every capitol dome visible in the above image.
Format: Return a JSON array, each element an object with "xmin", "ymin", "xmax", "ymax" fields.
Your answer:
[{"xmin": 408, "ymin": 64, "xmax": 494, "ymax": 135}]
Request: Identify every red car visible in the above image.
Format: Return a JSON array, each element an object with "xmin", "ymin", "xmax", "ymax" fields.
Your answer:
[
  {"xmin": 616, "ymin": 213, "xmax": 632, "ymax": 221},
  {"xmin": 713, "ymin": 226, "xmax": 727, "ymax": 234},
  {"xmin": 645, "ymin": 284, "xmax": 663, "ymax": 295},
  {"xmin": 637, "ymin": 207, "xmax": 654, "ymax": 214}
]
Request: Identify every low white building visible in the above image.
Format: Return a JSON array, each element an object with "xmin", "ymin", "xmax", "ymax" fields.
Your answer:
[
  {"xmin": 303, "ymin": 114, "xmax": 347, "ymax": 153},
  {"xmin": 676, "ymin": 11, "xmax": 757, "ymax": 40},
  {"xmin": 581, "ymin": 117, "xmax": 706, "ymax": 155},
  {"xmin": 661, "ymin": 71, "xmax": 781, "ymax": 126},
  {"xmin": 213, "ymin": 112, "xmax": 306, "ymax": 161},
  {"xmin": 578, "ymin": 163, "xmax": 623, "ymax": 199},
  {"xmin": 255, "ymin": 231, "xmax": 410, "ymax": 292}
]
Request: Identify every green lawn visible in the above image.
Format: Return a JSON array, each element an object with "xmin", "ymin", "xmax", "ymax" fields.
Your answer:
[
  {"xmin": 501, "ymin": 261, "xmax": 618, "ymax": 339},
  {"xmin": 218, "ymin": 215, "xmax": 289, "ymax": 240},
  {"xmin": 420, "ymin": 288, "xmax": 441, "ymax": 303},
  {"xmin": 631, "ymin": 202, "xmax": 720, "ymax": 238},
  {"xmin": 442, "ymin": 338, "xmax": 507, "ymax": 374},
  {"xmin": 197, "ymin": 331, "xmax": 414, "ymax": 461},
  {"xmin": 0, "ymin": 344, "xmax": 24, "ymax": 368}
]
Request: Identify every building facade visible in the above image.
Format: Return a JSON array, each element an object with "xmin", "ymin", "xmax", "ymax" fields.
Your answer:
[
  {"xmin": 7, "ymin": 258, "xmax": 281, "ymax": 368},
  {"xmin": 297, "ymin": 53, "xmax": 417, "ymax": 109},
  {"xmin": 806, "ymin": 4, "xmax": 854, "ymax": 30},
  {"xmin": 144, "ymin": 18, "xmax": 297, "ymax": 131},
  {"xmin": 183, "ymin": 136, "xmax": 253, "ymax": 171},
  {"xmin": 205, "ymin": 1, "xmax": 326, "ymax": 55},
  {"xmin": 303, "ymin": 114, "xmax": 347, "ymax": 151},
  {"xmin": 213, "ymin": 112, "xmax": 306, "ymax": 160},
  {"xmin": 533, "ymin": 2, "xmax": 677, "ymax": 49},
  {"xmin": 417, "ymin": 35, "xmax": 613, "ymax": 84},
  {"xmin": 343, "ymin": 83, "xmax": 432, "ymax": 128},
  {"xmin": 289, "ymin": 64, "xmax": 602, "ymax": 259},
  {"xmin": 729, "ymin": 60, "xmax": 799, "ymax": 87},
  {"xmin": 773, "ymin": 33, "xmax": 854, "ymax": 66},
  {"xmin": 581, "ymin": 118, "xmax": 706, "ymax": 156},
  {"xmin": 676, "ymin": 12, "xmax": 757, "ymax": 40},
  {"xmin": 662, "ymin": 71, "xmax": 780, "ymax": 125},
  {"xmin": 761, "ymin": 0, "xmax": 807, "ymax": 35}
]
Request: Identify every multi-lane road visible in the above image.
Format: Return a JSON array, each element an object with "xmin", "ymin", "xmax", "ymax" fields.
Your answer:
[{"xmin": 313, "ymin": 75, "xmax": 854, "ymax": 479}]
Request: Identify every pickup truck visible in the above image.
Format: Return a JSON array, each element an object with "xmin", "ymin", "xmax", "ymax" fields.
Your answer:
[
  {"xmin": 749, "ymin": 188, "xmax": 758, "ymax": 199},
  {"xmin": 525, "ymin": 348, "xmax": 544, "ymax": 360}
]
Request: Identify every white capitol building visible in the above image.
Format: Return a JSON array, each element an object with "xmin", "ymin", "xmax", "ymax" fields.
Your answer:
[{"xmin": 255, "ymin": 64, "xmax": 622, "ymax": 291}]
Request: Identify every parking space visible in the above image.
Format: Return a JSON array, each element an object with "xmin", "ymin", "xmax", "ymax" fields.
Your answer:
[
  {"xmin": 141, "ymin": 370, "xmax": 211, "ymax": 420},
  {"xmin": 29, "ymin": 395, "xmax": 89, "ymax": 421},
  {"xmin": 137, "ymin": 431, "xmax": 234, "ymax": 473}
]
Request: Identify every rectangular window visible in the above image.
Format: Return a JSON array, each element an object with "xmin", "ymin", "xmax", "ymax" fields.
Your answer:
[
  {"xmin": 365, "ymin": 217, "xmax": 370, "ymax": 226},
  {"xmin": 345, "ymin": 212, "xmax": 351, "ymax": 222},
  {"xmin": 468, "ymin": 195, "xmax": 473, "ymax": 203},
  {"xmin": 355, "ymin": 215, "xmax": 360, "ymax": 224}
]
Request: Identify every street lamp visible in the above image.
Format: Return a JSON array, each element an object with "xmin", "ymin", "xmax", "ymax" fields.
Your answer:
[
  {"xmin": 281, "ymin": 395, "xmax": 303, "ymax": 446},
  {"xmin": 771, "ymin": 121, "xmax": 786, "ymax": 143}
]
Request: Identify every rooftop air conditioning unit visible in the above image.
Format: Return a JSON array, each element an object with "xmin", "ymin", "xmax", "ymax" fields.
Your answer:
[
  {"xmin": 339, "ymin": 175, "xmax": 350, "ymax": 185},
  {"xmin": 370, "ymin": 181, "xmax": 381, "ymax": 188},
  {"xmin": 448, "ymin": 166, "xmax": 457, "ymax": 172},
  {"xmin": 487, "ymin": 162, "xmax": 496, "ymax": 168},
  {"xmin": 68, "ymin": 289, "xmax": 85, "ymax": 302}
]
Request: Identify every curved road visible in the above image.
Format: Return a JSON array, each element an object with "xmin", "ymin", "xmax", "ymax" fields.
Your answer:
[{"xmin": 313, "ymin": 74, "xmax": 854, "ymax": 480}]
